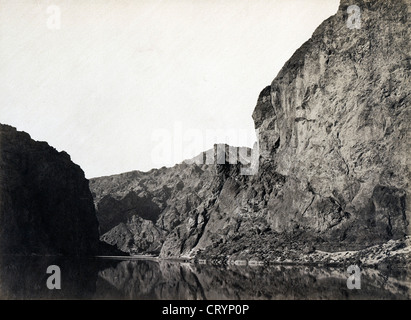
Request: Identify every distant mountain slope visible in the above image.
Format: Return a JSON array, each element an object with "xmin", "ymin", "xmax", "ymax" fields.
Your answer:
[{"xmin": 90, "ymin": 145, "xmax": 252, "ymax": 255}]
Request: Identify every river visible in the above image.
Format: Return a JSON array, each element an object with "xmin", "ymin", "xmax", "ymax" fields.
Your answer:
[{"xmin": 0, "ymin": 256, "xmax": 409, "ymax": 299}]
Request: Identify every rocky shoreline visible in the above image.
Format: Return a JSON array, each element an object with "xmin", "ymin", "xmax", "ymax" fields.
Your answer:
[
  {"xmin": 195, "ymin": 237, "xmax": 411, "ymax": 270},
  {"xmin": 95, "ymin": 237, "xmax": 411, "ymax": 272}
]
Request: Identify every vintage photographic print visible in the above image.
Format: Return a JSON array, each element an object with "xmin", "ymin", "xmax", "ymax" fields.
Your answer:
[{"xmin": 0, "ymin": 0, "xmax": 410, "ymax": 304}]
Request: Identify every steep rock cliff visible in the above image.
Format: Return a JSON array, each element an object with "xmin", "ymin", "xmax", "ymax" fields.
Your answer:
[
  {"xmin": 252, "ymin": 0, "xmax": 410, "ymax": 249},
  {"xmin": 0, "ymin": 124, "xmax": 100, "ymax": 256}
]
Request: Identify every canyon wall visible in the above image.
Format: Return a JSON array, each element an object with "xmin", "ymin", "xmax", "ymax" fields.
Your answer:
[
  {"xmin": 252, "ymin": 0, "xmax": 410, "ymax": 248},
  {"xmin": 91, "ymin": 0, "xmax": 410, "ymax": 260},
  {"xmin": 0, "ymin": 124, "xmax": 100, "ymax": 256}
]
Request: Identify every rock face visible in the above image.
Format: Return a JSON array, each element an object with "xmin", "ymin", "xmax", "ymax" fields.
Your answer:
[
  {"xmin": 252, "ymin": 0, "xmax": 410, "ymax": 250},
  {"xmin": 91, "ymin": 0, "xmax": 410, "ymax": 260},
  {"xmin": 0, "ymin": 124, "xmax": 100, "ymax": 256},
  {"xmin": 100, "ymin": 216, "xmax": 166, "ymax": 254},
  {"xmin": 90, "ymin": 145, "xmax": 252, "ymax": 255}
]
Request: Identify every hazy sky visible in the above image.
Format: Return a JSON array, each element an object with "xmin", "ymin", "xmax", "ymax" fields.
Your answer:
[{"xmin": 0, "ymin": 0, "xmax": 339, "ymax": 178}]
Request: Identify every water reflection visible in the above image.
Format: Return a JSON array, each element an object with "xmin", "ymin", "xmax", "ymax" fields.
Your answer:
[
  {"xmin": 0, "ymin": 256, "xmax": 410, "ymax": 299},
  {"xmin": 0, "ymin": 255, "xmax": 103, "ymax": 299}
]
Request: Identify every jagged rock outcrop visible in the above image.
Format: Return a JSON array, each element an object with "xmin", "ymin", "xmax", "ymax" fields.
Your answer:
[
  {"xmin": 0, "ymin": 124, "xmax": 100, "ymax": 256},
  {"xmin": 91, "ymin": 0, "xmax": 410, "ymax": 261},
  {"xmin": 100, "ymin": 216, "xmax": 166, "ymax": 254},
  {"xmin": 91, "ymin": 145, "xmax": 252, "ymax": 255},
  {"xmin": 96, "ymin": 191, "xmax": 162, "ymax": 235}
]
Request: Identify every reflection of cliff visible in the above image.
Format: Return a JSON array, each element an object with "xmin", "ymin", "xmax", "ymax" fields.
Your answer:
[
  {"xmin": 97, "ymin": 260, "xmax": 207, "ymax": 300},
  {"xmin": 0, "ymin": 256, "xmax": 100, "ymax": 299},
  {"xmin": 1, "ymin": 257, "xmax": 409, "ymax": 299},
  {"xmin": 96, "ymin": 260, "xmax": 411, "ymax": 300}
]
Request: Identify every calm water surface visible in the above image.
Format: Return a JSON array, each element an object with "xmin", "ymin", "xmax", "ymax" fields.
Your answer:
[{"xmin": 0, "ymin": 256, "xmax": 409, "ymax": 299}]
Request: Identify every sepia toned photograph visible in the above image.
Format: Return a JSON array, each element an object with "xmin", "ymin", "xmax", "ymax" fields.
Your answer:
[{"xmin": 0, "ymin": 0, "xmax": 410, "ymax": 303}]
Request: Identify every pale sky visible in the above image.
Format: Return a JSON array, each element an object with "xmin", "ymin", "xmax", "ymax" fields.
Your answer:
[{"xmin": 0, "ymin": 0, "xmax": 339, "ymax": 178}]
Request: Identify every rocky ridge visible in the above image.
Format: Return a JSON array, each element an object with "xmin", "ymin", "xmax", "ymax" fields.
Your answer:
[{"xmin": 90, "ymin": 145, "xmax": 253, "ymax": 256}]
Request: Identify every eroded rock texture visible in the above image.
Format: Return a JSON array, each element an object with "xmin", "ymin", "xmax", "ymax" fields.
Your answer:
[
  {"xmin": 0, "ymin": 124, "xmax": 99, "ymax": 256},
  {"xmin": 253, "ymin": 0, "xmax": 410, "ymax": 249},
  {"xmin": 91, "ymin": 145, "xmax": 252, "ymax": 256},
  {"xmin": 91, "ymin": 0, "xmax": 410, "ymax": 260}
]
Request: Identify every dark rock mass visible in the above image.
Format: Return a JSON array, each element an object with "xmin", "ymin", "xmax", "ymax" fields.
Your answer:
[
  {"xmin": 91, "ymin": 0, "xmax": 410, "ymax": 261},
  {"xmin": 0, "ymin": 124, "xmax": 100, "ymax": 256}
]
